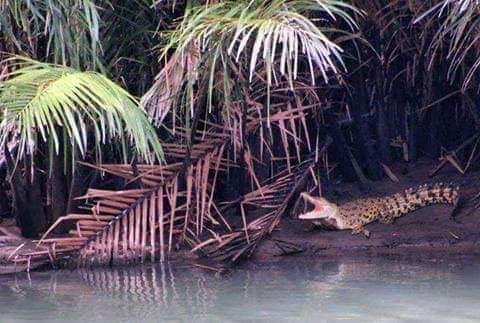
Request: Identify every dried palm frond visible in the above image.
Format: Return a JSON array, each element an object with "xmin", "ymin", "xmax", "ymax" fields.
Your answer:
[
  {"xmin": 141, "ymin": 43, "xmax": 200, "ymax": 126},
  {"xmin": 8, "ymin": 128, "xmax": 231, "ymax": 267},
  {"xmin": 193, "ymin": 137, "xmax": 331, "ymax": 263}
]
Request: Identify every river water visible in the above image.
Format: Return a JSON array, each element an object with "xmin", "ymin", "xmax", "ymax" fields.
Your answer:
[{"xmin": 0, "ymin": 255, "xmax": 478, "ymax": 322}]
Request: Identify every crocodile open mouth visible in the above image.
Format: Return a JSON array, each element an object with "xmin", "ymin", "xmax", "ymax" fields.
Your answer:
[
  {"xmin": 298, "ymin": 206, "xmax": 326, "ymax": 219},
  {"xmin": 298, "ymin": 193, "xmax": 332, "ymax": 220}
]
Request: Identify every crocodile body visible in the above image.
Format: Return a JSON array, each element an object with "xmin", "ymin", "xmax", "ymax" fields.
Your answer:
[{"xmin": 298, "ymin": 183, "xmax": 459, "ymax": 237}]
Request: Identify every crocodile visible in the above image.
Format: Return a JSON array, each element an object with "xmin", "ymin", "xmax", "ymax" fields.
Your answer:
[{"xmin": 298, "ymin": 183, "xmax": 459, "ymax": 238}]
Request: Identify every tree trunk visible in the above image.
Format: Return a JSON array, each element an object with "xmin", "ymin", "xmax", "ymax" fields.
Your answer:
[
  {"xmin": 27, "ymin": 161, "xmax": 48, "ymax": 236},
  {"xmin": 377, "ymin": 100, "xmax": 392, "ymax": 164},
  {"xmin": 5, "ymin": 147, "xmax": 47, "ymax": 238},
  {"xmin": 50, "ymin": 146, "xmax": 68, "ymax": 226},
  {"xmin": 0, "ymin": 169, "xmax": 11, "ymax": 218},
  {"xmin": 350, "ymin": 80, "xmax": 383, "ymax": 180},
  {"xmin": 67, "ymin": 161, "xmax": 91, "ymax": 214},
  {"xmin": 328, "ymin": 120, "xmax": 361, "ymax": 182},
  {"xmin": 407, "ymin": 106, "xmax": 418, "ymax": 162}
]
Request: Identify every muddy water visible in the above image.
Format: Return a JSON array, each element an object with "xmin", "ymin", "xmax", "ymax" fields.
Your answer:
[{"xmin": 0, "ymin": 256, "xmax": 479, "ymax": 322}]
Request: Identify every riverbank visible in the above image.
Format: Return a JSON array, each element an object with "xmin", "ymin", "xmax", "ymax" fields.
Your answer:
[
  {"xmin": 253, "ymin": 158, "xmax": 480, "ymax": 262},
  {"xmin": 1, "ymin": 158, "xmax": 479, "ymax": 273}
]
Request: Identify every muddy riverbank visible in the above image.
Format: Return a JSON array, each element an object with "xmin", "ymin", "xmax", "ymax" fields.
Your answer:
[
  {"xmin": 1, "ymin": 159, "xmax": 480, "ymax": 273},
  {"xmin": 252, "ymin": 159, "xmax": 480, "ymax": 262}
]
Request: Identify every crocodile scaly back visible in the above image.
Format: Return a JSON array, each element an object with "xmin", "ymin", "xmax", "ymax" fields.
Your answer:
[
  {"xmin": 377, "ymin": 183, "xmax": 459, "ymax": 223},
  {"xmin": 333, "ymin": 183, "xmax": 460, "ymax": 228}
]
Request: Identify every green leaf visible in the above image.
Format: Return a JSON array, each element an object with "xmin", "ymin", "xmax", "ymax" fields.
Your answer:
[{"xmin": 0, "ymin": 56, "xmax": 163, "ymax": 163}]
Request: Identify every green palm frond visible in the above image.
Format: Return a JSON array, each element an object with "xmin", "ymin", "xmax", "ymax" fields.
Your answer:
[
  {"xmin": 0, "ymin": 57, "xmax": 163, "ymax": 163},
  {"xmin": 0, "ymin": 0, "xmax": 102, "ymax": 68},
  {"xmin": 144, "ymin": 0, "xmax": 360, "ymax": 125},
  {"xmin": 164, "ymin": 0, "xmax": 358, "ymax": 84}
]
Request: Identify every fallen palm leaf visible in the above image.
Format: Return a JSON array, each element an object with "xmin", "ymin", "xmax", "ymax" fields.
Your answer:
[
  {"xmin": 9, "ymin": 131, "xmax": 231, "ymax": 266},
  {"xmin": 194, "ymin": 138, "xmax": 331, "ymax": 263}
]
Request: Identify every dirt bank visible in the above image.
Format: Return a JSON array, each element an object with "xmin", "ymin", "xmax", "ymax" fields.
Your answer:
[
  {"xmin": 2, "ymin": 159, "xmax": 480, "ymax": 273},
  {"xmin": 252, "ymin": 159, "xmax": 480, "ymax": 262}
]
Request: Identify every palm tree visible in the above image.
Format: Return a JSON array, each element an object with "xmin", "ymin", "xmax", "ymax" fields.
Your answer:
[{"xmin": 0, "ymin": 1, "xmax": 166, "ymax": 237}]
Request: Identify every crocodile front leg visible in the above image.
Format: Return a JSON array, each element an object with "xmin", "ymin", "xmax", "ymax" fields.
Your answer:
[{"xmin": 351, "ymin": 225, "xmax": 371, "ymax": 238}]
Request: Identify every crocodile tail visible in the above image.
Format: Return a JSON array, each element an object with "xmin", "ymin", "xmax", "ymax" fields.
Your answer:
[{"xmin": 382, "ymin": 182, "xmax": 459, "ymax": 217}]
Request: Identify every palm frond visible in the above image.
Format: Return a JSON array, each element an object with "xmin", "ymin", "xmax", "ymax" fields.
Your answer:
[
  {"xmin": 0, "ymin": 57, "xmax": 163, "ymax": 163},
  {"xmin": 415, "ymin": 0, "xmax": 480, "ymax": 88},
  {"xmin": 6, "ymin": 78, "xmax": 322, "ymax": 267},
  {"xmin": 193, "ymin": 137, "xmax": 331, "ymax": 263},
  {"xmin": 9, "ymin": 128, "xmax": 231, "ymax": 266},
  {"xmin": 144, "ymin": 0, "xmax": 360, "ymax": 124},
  {"xmin": 0, "ymin": 0, "xmax": 102, "ymax": 68}
]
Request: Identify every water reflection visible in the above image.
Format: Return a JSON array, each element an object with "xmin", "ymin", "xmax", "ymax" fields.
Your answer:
[{"xmin": 0, "ymin": 256, "xmax": 479, "ymax": 322}]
